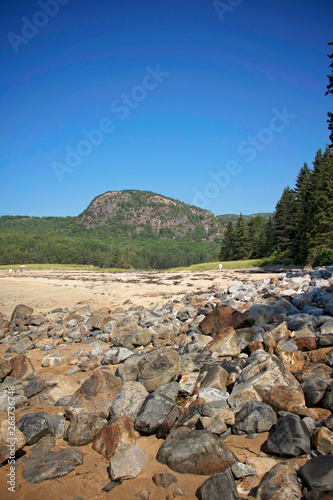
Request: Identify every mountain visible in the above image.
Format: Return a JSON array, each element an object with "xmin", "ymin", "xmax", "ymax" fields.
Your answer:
[
  {"xmin": 0, "ymin": 190, "xmax": 225, "ymax": 269},
  {"xmin": 77, "ymin": 190, "xmax": 224, "ymax": 241}
]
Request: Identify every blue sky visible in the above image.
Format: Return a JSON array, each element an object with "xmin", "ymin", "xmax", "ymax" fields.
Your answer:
[{"xmin": 1, "ymin": 0, "xmax": 332, "ymax": 217}]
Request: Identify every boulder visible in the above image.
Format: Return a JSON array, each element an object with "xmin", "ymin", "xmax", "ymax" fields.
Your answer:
[
  {"xmin": 0, "ymin": 358, "xmax": 12, "ymax": 380},
  {"xmin": 312, "ymin": 427, "xmax": 333, "ymax": 455},
  {"xmin": 0, "ymin": 418, "xmax": 26, "ymax": 464},
  {"xmin": 92, "ymin": 417, "xmax": 139, "ymax": 459},
  {"xmin": 245, "ymin": 304, "xmax": 287, "ymax": 325},
  {"xmin": 10, "ymin": 354, "xmax": 34, "ymax": 379},
  {"xmin": 255, "ymin": 462, "xmax": 302, "ymax": 500},
  {"xmin": 228, "ymin": 351, "xmax": 299, "ymax": 409},
  {"xmin": 156, "ymin": 427, "xmax": 237, "ymax": 475},
  {"xmin": 22, "ymin": 437, "xmax": 83, "ymax": 484},
  {"xmin": 86, "ymin": 310, "xmax": 112, "ymax": 331},
  {"xmin": 232, "ymin": 401, "xmax": 277, "ymax": 435},
  {"xmin": 301, "ymin": 377, "xmax": 330, "ymax": 407},
  {"xmin": 11, "ymin": 304, "xmax": 33, "ymax": 326},
  {"xmin": 206, "ymin": 327, "xmax": 255, "ymax": 356},
  {"xmin": 109, "ymin": 444, "xmax": 148, "ymax": 481},
  {"xmin": 264, "ymin": 385, "xmax": 306, "ymax": 413},
  {"xmin": 137, "ymin": 347, "xmax": 179, "ymax": 392},
  {"xmin": 65, "ymin": 370, "xmax": 122, "ymax": 420},
  {"xmin": 196, "ymin": 469, "xmax": 238, "ymax": 500},
  {"xmin": 66, "ymin": 414, "xmax": 106, "ymax": 446},
  {"xmin": 200, "ymin": 366, "xmax": 229, "ymax": 392},
  {"xmin": 261, "ymin": 413, "xmax": 311, "ymax": 457},
  {"xmin": 298, "ymin": 455, "xmax": 333, "ymax": 492},
  {"xmin": 199, "ymin": 305, "xmax": 254, "ymax": 338},
  {"xmin": 135, "ymin": 382, "xmax": 179, "ymax": 435},
  {"xmin": 109, "ymin": 381, "xmax": 148, "ymax": 422}
]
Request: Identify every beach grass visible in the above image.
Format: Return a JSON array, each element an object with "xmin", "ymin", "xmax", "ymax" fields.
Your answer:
[{"xmin": 0, "ymin": 259, "xmax": 261, "ymax": 273}]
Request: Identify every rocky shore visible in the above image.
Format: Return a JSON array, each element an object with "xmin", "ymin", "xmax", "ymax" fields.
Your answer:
[{"xmin": 0, "ymin": 266, "xmax": 333, "ymax": 499}]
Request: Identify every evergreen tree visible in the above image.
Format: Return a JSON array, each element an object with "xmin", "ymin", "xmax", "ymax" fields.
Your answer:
[
  {"xmin": 263, "ymin": 217, "xmax": 275, "ymax": 256},
  {"xmin": 234, "ymin": 214, "xmax": 250, "ymax": 260},
  {"xmin": 218, "ymin": 221, "xmax": 235, "ymax": 261},
  {"xmin": 308, "ymin": 146, "xmax": 333, "ymax": 253},
  {"xmin": 273, "ymin": 187, "xmax": 296, "ymax": 254},
  {"xmin": 325, "ymin": 41, "xmax": 333, "ymax": 148},
  {"xmin": 247, "ymin": 215, "xmax": 268, "ymax": 258},
  {"xmin": 293, "ymin": 163, "xmax": 312, "ymax": 263}
]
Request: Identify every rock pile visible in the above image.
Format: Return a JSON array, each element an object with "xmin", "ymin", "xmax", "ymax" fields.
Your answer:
[{"xmin": 0, "ymin": 265, "xmax": 333, "ymax": 498}]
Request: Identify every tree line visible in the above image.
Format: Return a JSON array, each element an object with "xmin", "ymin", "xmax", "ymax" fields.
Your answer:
[{"xmin": 218, "ymin": 146, "xmax": 333, "ymax": 266}]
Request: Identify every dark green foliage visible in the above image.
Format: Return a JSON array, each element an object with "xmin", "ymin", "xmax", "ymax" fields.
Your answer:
[
  {"xmin": 0, "ymin": 214, "xmax": 219, "ymax": 269},
  {"xmin": 293, "ymin": 163, "xmax": 312, "ymax": 263},
  {"xmin": 273, "ymin": 187, "xmax": 297, "ymax": 254},
  {"xmin": 307, "ymin": 147, "xmax": 333, "ymax": 254},
  {"xmin": 218, "ymin": 221, "xmax": 235, "ymax": 260},
  {"xmin": 233, "ymin": 214, "xmax": 250, "ymax": 260}
]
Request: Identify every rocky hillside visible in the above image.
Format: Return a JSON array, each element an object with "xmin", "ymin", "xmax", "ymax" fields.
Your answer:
[{"xmin": 77, "ymin": 190, "xmax": 224, "ymax": 240}]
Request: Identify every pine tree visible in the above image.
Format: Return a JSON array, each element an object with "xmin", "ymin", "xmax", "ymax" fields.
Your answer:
[
  {"xmin": 219, "ymin": 221, "xmax": 235, "ymax": 261},
  {"xmin": 247, "ymin": 216, "xmax": 268, "ymax": 258},
  {"xmin": 308, "ymin": 146, "xmax": 333, "ymax": 253},
  {"xmin": 234, "ymin": 214, "xmax": 250, "ymax": 260},
  {"xmin": 273, "ymin": 187, "xmax": 297, "ymax": 254},
  {"xmin": 293, "ymin": 163, "xmax": 312, "ymax": 263},
  {"xmin": 325, "ymin": 41, "xmax": 333, "ymax": 149}
]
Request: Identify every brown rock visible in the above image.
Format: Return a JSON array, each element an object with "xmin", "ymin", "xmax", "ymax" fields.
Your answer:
[
  {"xmin": 200, "ymin": 366, "xmax": 229, "ymax": 392},
  {"xmin": 86, "ymin": 310, "xmax": 112, "ymax": 331},
  {"xmin": 65, "ymin": 370, "xmax": 122, "ymax": 420},
  {"xmin": 297, "ymin": 364, "xmax": 333, "ymax": 383},
  {"xmin": 0, "ymin": 357, "xmax": 12, "ymax": 380},
  {"xmin": 10, "ymin": 304, "xmax": 33, "ymax": 325},
  {"xmin": 92, "ymin": 416, "xmax": 139, "ymax": 459},
  {"xmin": 255, "ymin": 461, "xmax": 302, "ymax": 500},
  {"xmin": 248, "ymin": 340, "xmax": 264, "ymax": 353},
  {"xmin": 276, "ymin": 350, "xmax": 306, "ymax": 374},
  {"xmin": 264, "ymin": 385, "xmax": 306, "ymax": 413},
  {"xmin": 304, "ymin": 347, "xmax": 333, "ymax": 365},
  {"xmin": 312, "ymin": 426, "xmax": 333, "ymax": 454},
  {"xmin": 10, "ymin": 354, "xmax": 35, "ymax": 379},
  {"xmin": 199, "ymin": 305, "xmax": 254, "ymax": 338},
  {"xmin": 296, "ymin": 337, "xmax": 318, "ymax": 351},
  {"xmin": 298, "ymin": 407, "xmax": 332, "ymax": 424},
  {"xmin": 0, "ymin": 418, "xmax": 26, "ymax": 464}
]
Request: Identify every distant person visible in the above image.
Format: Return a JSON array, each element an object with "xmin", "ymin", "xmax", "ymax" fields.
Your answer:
[
  {"xmin": 90, "ymin": 265, "xmax": 93, "ymax": 271},
  {"xmin": 218, "ymin": 263, "xmax": 223, "ymax": 271},
  {"xmin": 8, "ymin": 268, "xmax": 13, "ymax": 276}
]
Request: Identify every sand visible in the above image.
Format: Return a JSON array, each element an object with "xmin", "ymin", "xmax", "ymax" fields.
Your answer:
[
  {"xmin": 0, "ymin": 268, "xmax": 278, "ymax": 500},
  {"xmin": 0, "ymin": 268, "xmax": 275, "ymax": 316}
]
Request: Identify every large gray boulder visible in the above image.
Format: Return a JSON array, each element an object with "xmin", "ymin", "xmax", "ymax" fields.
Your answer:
[
  {"xmin": 233, "ymin": 401, "xmax": 277, "ymax": 435},
  {"xmin": 228, "ymin": 351, "xmax": 299, "ymax": 409},
  {"xmin": 298, "ymin": 455, "xmax": 333, "ymax": 492},
  {"xmin": 134, "ymin": 383, "xmax": 179, "ymax": 435},
  {"xmin": 156, "ymin": 427, "xmax": 237, "ymax": 475},
  {"xmin": 109, "ymin": 381, "xmax": 148, "ymax": 422},
  {"xmin": 197, "ymin": 469, "xmax": 238, "ymax": 500},
  {"xmin": 261, "ymin": 413, "xmax": 311, "ymax": 457},
  {"xmin": 137, "ymin": 347, "xmax": 179, "ymax": 392}
]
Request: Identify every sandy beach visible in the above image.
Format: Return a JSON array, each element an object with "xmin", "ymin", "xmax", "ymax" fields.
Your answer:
[{"xmin": 0, "ymin": 268, "xmax": 275, "ymax": 317}]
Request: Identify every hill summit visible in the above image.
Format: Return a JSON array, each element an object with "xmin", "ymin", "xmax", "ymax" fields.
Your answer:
[{"xmin": 77, "ymin": 190, "xmax": 224, "ymax": 241}]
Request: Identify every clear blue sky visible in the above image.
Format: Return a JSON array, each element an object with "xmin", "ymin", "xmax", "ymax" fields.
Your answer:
[{"xmin": 1, "ymin": 0, "xmax": 332, "ymax": 217}]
